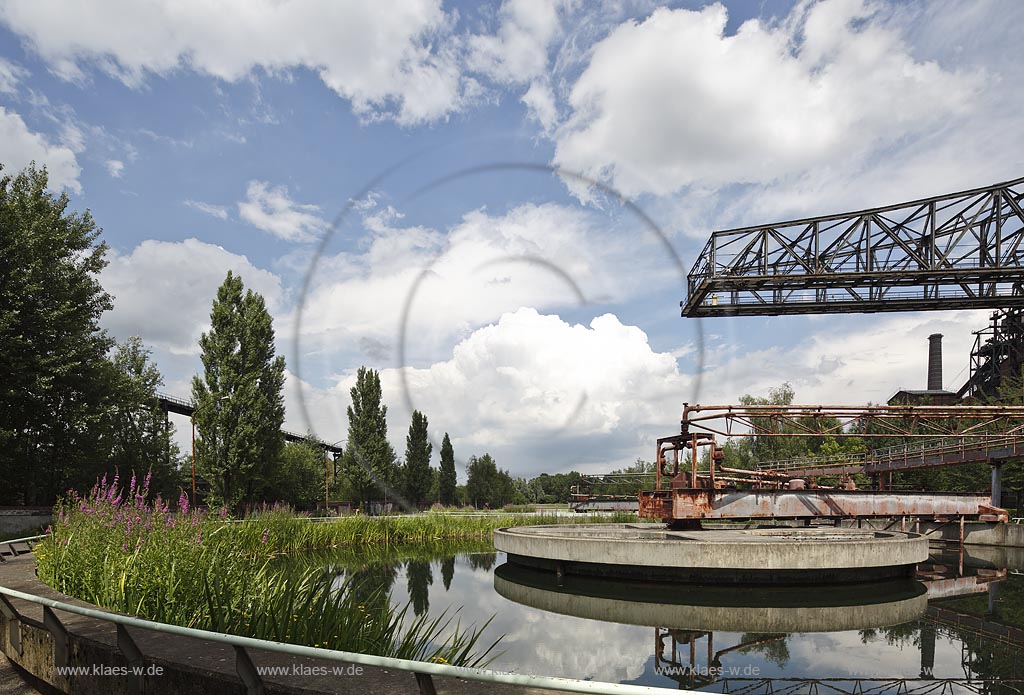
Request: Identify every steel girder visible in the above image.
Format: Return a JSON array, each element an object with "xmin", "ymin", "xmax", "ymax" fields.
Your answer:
[
  {"xmin": 679, "ymin": 403, "xmax": 1024, "ymax": 438},
  {"xmin": 683, "ymin": 176, "xmax": 1024, "ymax": 317}
]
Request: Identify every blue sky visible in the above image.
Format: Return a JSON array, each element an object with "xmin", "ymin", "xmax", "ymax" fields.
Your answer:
[{"xmin": 2, "ymin": 0, "xmax": 1021, "ymax": 477}]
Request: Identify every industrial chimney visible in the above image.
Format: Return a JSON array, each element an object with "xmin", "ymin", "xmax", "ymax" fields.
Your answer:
[{"xmin": 927, "ymin": 334, "xmax": 943, "ymax": 391}]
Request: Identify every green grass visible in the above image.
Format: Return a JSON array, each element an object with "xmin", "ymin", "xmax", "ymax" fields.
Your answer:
[{"xmin": 35, "ymin": 474, "xmax": 639, "ymax": 666}]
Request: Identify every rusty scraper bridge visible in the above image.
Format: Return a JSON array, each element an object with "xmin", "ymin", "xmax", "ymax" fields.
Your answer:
[
  {"xmin": 639, "ymin": 404, "xmax": 1020, "ymax": 526},
  {"xmin": 639, "ymin": 176, "xmax": 1024, "ymax": 527}
]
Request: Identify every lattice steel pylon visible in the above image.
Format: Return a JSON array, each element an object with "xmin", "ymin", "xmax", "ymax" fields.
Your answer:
[
  {"xmin": 957, "ymin": 309, "xmax": 1024, "ymax": 400},
  {"xmin": 683, "ymin": 176, "xmax": 1024, "ymax": 317}
]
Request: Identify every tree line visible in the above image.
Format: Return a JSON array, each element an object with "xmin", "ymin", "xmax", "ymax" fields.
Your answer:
[
  {"xmin": 8, "ymin": 162, "xmax": 1015, "ymax": 511},
  {"xmin": 0, "ymin": 163, "xmax": 512, "ymax": 510}
]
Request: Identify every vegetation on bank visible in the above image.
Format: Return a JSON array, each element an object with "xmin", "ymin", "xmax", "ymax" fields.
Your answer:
[{"xmin": 35, "ymin": 473, "xmax": 638, "ymax": 665}]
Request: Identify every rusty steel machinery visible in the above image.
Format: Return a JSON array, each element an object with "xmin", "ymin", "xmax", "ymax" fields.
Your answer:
[
  {"xmin": 678, "ymin": 403, "xmax": 1024, "ymax": 439},
  {"xmin": 683, "ymin": 176, "xmax": 1024, "ymax": 317},
  {"xmin": 638, "ymin": 403, "xmax": 1023, "ymax": 526},
  {"xmin": 958, "ymin": 308, "xmax": 1024, "ymax": 400}
]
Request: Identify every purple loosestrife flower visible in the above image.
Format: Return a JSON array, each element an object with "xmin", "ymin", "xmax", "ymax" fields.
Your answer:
[
  {"xmin": 220, "ymin": 507, "xmax": 227, "ymax": 519},
  {"xmin": 191, "ymin": 513, "xmax": 198, "ymax": 526},
  {"xmin": 178, "ymin": 491, "xmax": 189, "ymax": 514},
  {"xmin": 195, "ymin": 532, "xmax": 202, "ymax": 546},
  {"xmin": 143, "ymin": 470, "xmax": 152, "ymax": 491},
  {"xmin": 129, "ymin": 472, "xmax": 137, "ymax": 494},
  {"xmin": 261, "ymin": 528, "xmax": 268, "ymax": 544}
]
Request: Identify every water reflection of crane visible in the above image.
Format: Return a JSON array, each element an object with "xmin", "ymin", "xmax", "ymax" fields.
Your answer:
[
  {"xmin": 655, "ymin": 630, "xmax": 783, "ymax": 689},
  {"xmin": 654, "ymin": 572, "xmax": 1023, "ymax": 695}
]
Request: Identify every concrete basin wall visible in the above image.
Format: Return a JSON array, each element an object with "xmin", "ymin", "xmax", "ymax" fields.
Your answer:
[{"xmin": 493, "ymin": 524, "xmax": 929, "ymax": 573}]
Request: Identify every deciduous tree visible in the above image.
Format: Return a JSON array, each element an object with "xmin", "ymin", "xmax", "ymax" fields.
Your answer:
[
  {"xmin": 107, "ymin": 336, "xmax": 181, "ymax": 499},
  {"xmin": 0, "ymin": 163, "xmax": 115, "ymax": 503}
]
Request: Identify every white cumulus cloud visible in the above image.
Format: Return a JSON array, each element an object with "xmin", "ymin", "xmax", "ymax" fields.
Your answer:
[
  {"xmin": 287, "ymin": 308, "xmax": 692, "ymax": 478},
  {"xmin": 291, "ymin": 199, "xmax": 655, "ymax": 374},
  {"xmin": 468, "ymin": 0, "xmax": 561, "ymax": 84},
  {"xmin": 469, "ymin": 0, "xmax": 565, "ymax": 132},
  {"xmin": 184, "ymin": 199, "xmax": 229, "ymax": 221},
  {"xmin": 101, "ymin": 238, "xmax": 285, "ymax": 355},
  {"xmin": 0, "ymin": 0, "xmax": 469, "ymax": 125},
  {"xmin": 105, "ymin": 159, "xmax": 124, "ymax": 178},
  {"xmin": 553, "ymin": 0, "xmax": 982, "ymax": 198},
  {"xmin": 0, "ymin": 58, "xmax": 27, "ymax": 93},
  {"xmin": 0, "ymin": 106, "xmax": 81, "ymax": 192},
  {"xmin": 238, "ymin": 181, "xmax": 325, "ymax": 243}
]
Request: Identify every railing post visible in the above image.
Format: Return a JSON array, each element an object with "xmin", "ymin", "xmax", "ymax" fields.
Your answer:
[
  {"xmin": 415, "ymin": 672, "xmax": 438, "ymax": 695},
  {"xmin": 234, "ymin": 645, "xmax": 265, "ymax": 695},
  {"xmin": 0, "ymin": 595, "xmax": 22, "ymax": 656},
  {"xmin": 117, "ymin": 625, "xmax": 144, "ymax": 695},
  {"xmin": 43, "ymin": 606, "xmax": 69, "ymax": 668}
]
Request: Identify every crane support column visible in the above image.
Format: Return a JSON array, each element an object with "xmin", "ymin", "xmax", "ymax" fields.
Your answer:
[{"xmin": 992, "ymin": 463, "xmax": 1003, "ymax": 508}]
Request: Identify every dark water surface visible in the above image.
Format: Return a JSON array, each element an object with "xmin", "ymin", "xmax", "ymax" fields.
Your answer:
[{"xmin": 338, "ymin": 545, "xmax": 1024, "ymax": 693}]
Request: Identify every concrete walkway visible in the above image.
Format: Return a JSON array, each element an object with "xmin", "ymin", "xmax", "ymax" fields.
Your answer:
[{"xmin": 0, "ymin": 656, "xmax": 45, "ymax": 694}]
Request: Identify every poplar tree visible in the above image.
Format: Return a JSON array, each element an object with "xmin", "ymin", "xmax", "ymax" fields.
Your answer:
[
  {"xmin": 438, "ymin": 433, "xmax": 457, "ymax": 506},
  {"xmin": 192, "ymin": 271, "xmax": 285, "ymax": 508},
  {"xmin": 402, "ymin": 410, "xmax": 432, "ymax": 509},
  {"xmin": 342, "ymin": 367, "xmax": 395, "ymax": 509}
]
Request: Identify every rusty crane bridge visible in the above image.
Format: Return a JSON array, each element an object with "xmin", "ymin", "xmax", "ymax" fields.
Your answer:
[{"xmin": 639, "ymin": 176, "xmax": 1024, "ymax": 527}]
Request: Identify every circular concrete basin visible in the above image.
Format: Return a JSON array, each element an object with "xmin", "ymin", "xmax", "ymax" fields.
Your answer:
[{"xmin": 493, "ymin": 524, "xmax": 929, "ymax": 584}]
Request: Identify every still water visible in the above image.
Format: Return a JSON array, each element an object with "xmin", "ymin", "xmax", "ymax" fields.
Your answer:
[{"xmin": 339, "ymin": 545, "xmax": 1024, "ymax": 693}]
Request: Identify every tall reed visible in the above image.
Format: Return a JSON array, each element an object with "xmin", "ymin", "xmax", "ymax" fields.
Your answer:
[
  {"xmin": 36, "ymin": 474, "xmax": 639, "ymax": 665},
  {"xmin": 35, "ymin": 474, "xmax": 499, "ymax": 665}
]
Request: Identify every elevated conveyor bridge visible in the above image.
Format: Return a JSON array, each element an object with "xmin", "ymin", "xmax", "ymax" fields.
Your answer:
[{"xmin": 682, "ymin": 176, "xmax": 1024, "ymax": 317}]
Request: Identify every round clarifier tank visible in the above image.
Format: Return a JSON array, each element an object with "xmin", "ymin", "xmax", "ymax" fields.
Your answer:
[{"xmin": 493, "ymin": 524, "xmax": 929, "ymax": 585}]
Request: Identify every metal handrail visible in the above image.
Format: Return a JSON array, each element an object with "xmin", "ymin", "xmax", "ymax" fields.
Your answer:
[
  {"xmin": 1, "ymin": 535, "xmax": 693, "ymax": 695},
  {"xmin": 758, "ymin": 434, "xmax": 1024, "ymax": 473}
]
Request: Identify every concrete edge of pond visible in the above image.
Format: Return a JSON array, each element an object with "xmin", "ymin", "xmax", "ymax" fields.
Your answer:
[{"xmin": 0, "ymin": 553, "xmax": 564, "ymax": 695}]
